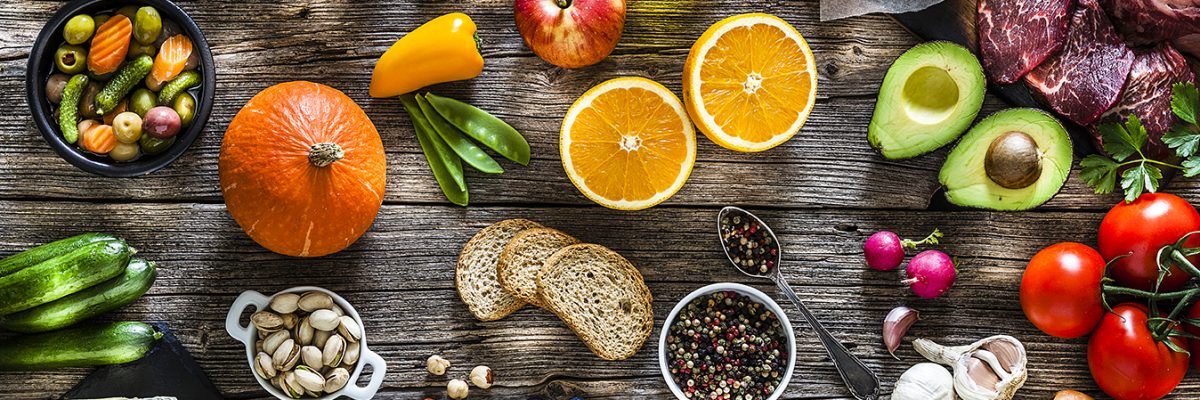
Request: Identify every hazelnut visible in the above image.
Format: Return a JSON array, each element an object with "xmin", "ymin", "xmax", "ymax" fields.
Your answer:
[
  {"xmin": 469, "ymin": 365, "xmax": 493, "ymax": 389},
  {"xmin": 447, "ymin": 379, "xmax": 469, "ymax": 399},
  {"xmin": 426, "ymin": 355, "xmax": 450, "ymax": 375}
]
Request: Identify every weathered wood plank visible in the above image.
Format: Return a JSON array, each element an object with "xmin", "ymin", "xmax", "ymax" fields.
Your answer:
[{"xmin": 0, "ymin": 200, "xmax": 1194, "ymax": 398}]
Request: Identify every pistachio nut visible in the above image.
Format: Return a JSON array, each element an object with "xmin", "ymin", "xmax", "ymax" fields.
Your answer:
[
  {"xmin": 309, "ymin": 309, "xmax": 340, "ymax": 331},
  {"xmin": 282, "ymin": 313, "xmax": 299, "ymax": 330},
  {"xmin": 301, "ymin": 345, "xmax": 323, "ymax": 370},
  {"xmin": 298, "ymin": 317, "xmax": 315, "ymax": 346},
  {"xmin": 322, "ymin": 334, "xmax": 346, "ymax": 367},
  {"xmin": 252, "ymin": 310, "xmax": 285, "ymax": 331},
  {"xmin": 313, "ymin": 329, "xmax": 332, "ymax": 348},
  {"xmin": 255, "ymin": 352, "xmax": 277, "ymax": 380},
  {"xmin": 293, "ymin": 365, "xmax": 327, "ymax": 392},
  {"xmin": 262, "ymin": 330, "xmax": 291, "ymax": 355},
  {"xmin": 337, "ymin": 316, "xmax": 362, "ymax": 342},
  {"xmin": 272, "ymin": 339, "xmax": 300, "ymax": 371},
  {"xmin": 283, "ymin": 370, "xmax": 305, "ymax": 399},
  {"xmin": 270, "ymin": 293, "xmax": 301, "ymax": 314},
  {"xmin": 343, "ymin": 341, "xmax": 360, "ymax": 366},
  {"xmin": 324, "ymin": 367, "xmax": 350, "ymax": 393},
  {"xmin": 298, "ymin": 291, "xmax": 333, "ymax": 312}
]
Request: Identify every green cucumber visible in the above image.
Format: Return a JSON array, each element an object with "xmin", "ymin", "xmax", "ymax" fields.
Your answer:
[
  {"xmin": 0, "ymin": 233, "xmax": 120, "ymax": 277},
  {"xmin": 58, "ymin": 74, "xmax": 89, "ymax": 144},
  {"xmin": 0, "ymin": 321, "xmax": 161, "ymax": 370},
  {"xmin": 156, "ymin": 70, "xmax": 201, "ymax": 106},
  {"xmin": 1, "ymin": 258, "xmax": 156, "ymax": 333},
  {"xmin": 96, "ymin": 55, "xmax": 154, "ymax": 115},
  {"xmin": 0, "ymin": 240, "xmax": 133, "ymax": 316}
]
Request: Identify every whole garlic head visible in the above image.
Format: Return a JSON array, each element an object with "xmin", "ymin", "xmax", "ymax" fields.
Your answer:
[
  {"xmin": 892, "ymin": 362, "xmax": 954, "ymax": 400},
  {"xmin": 914, "ymin": 335, "xmax": 1028, "ymax": 400}
]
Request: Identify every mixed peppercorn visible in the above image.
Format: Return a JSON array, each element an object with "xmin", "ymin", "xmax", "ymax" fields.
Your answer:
[
  {"xmin": 720, "ymin": 212, "xmax": 779, "ymax": 276},
  {"xmin": 667, "ymin": 291, "xmax": 788, "ymax": 400}
]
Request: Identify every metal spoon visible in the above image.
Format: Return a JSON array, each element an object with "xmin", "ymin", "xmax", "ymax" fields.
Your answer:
[{"xmin": 717, "ymin": 206, "xmax": 880, "ymax": 400}]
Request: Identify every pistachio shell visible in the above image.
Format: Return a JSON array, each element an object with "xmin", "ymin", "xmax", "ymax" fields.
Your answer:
[
  {"xmin": 337, "ymin": 316, "xmax": 362, "ymax": 342},
  {"xmin": 255, "ymin": 352, "xmax": 276, "ymax": 380},
  {"xmin": 331, "ymin": 304, "xmax": 345, "ymax": 317},
  {"xmin": 309, "ymin": 309, "xmax": 340, "ymax": 331},
  {"xmin": 252, "ymin": 310, "xmax": 285, "ymax": 331},
  {"xmin": 314, "ymin": 330, "xmax": 331, "ymax": 348},
  {"xmin": 301, "ymin": 345, "xmax": 323, "ymax": 369},
  {"xmin": 270, "ymin": 293, "xmax": 301, "ymax": 314},
  {"xmin": 262, "ymin": 330, "xmax": 291, "ymax": 355},
  {"xmin": 283, "ymin": 371, "xmax": 305, "ymax": 398},
  {"xmin": 298, "ymin": 317, "xmax": 314, "ymax": 346},
  {"xmin": 322, "ymin": 335, "xmax": 345, "ymax": 367},
  {"xmin": 324, "ymin": 367, "xmax": 350, "ymax": 393},
  {"xmin": 282, "ymin": 313, "xmax": 299, "ymax": 330},
  {"xmin": 298, "ymin": 291, "xmax": 333, "ymax": 312},
  {"xmin": 343, "ymin": 341, "xmax": 360, "ymax": 366},
  {"xmin": 293, "ymin": 365, "xmax": 326, "ymax": 392},
  {"xmin": 272, "ymin": 339, "xmax": 299, "ymax": 371}
]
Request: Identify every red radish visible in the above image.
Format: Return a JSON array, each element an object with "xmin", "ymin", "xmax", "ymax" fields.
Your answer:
[
  {"xmin": 904, "ymin": 250, "xmax": 956, "ymax": 299},
  {"xmin": 864, "ymin": 228, "xmax": 942, "ymax": 270}
]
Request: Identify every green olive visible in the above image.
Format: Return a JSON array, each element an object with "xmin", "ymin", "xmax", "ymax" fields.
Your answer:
[
  {"xmin": 94, "ymin": 14, "xmax": 111, "ymax": 27},
  {"xmin": 139, "ymin": 134, "xmax": 175, "ymax": 155},
  {"xmin": 54, "ymin": 44, "xmax": 87, "ymax": 74},
  {"xmin": 172, "ymin": 92, "xmax": 196, "ymax": 127},
  {"xmin": 110, "ymin": 141, "xmax": 141, "ymax": 162},
  {"xmin": 63, "ymin": 15, "xmax": 95, "ymax": 45},
  {"xmin": 133, "ymin": 7, "xmax": 162, "ymax": 45},
  {"xmin": 129, "ymin": 88, "xmax": 156, "ymax": 116},
  {"xmin": 128, "ymin": 42, "xmax": 157, "ymax": 60},
  {"xmin": 116, "ymin": 5, "xmax": 139, "ymax": 20}
]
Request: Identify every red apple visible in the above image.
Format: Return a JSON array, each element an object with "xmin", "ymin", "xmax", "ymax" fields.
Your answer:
[{"xmin": 514, "ymin": 0, "xmax": 626, "ymax": 68}]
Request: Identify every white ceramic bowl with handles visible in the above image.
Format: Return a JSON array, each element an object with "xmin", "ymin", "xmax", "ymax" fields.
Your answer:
[
  {"xmin": 658, "ymin": 282, "xmax": 797, "ymax": 400},
  {"xmin": 226, "ymin": 286, "xmax": 386, "ymax": 399}
]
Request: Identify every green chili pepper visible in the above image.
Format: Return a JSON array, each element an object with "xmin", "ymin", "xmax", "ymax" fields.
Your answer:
[
  {"xmin": 425, "ymin": 93, "xmax": 531, "ymax": 166},
  {"xmin": 415, "ymin": 95, "xmax": 503, "ymax": 174},
  {"xmin": 58, "ymin": 74, "xmax": 90, "ymax": 144},
  {"xmin": 400, "ymin": 94, "xmax": 468, "ymax": 206}
]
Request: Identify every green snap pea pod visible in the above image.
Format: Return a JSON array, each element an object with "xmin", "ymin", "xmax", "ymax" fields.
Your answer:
[
  {"xmin": 416, "ymin": 94, "xmax": 503, "ymax": 174},
  {"xmin": 58, "ymin": 74, "xmax": 89, "ymax": 144},
  {"xmin": 400, "ymin": 95, "xmax": 468, "ymax": 206},
  {"xmin": 156, "ymin": 70, "xmax": 201, "ymax": 106},
  {"xmin": 96, "ymin": 55, "xmax": 154, "ymax": 115},
  {"xmin": 425, "ymin": 93, "xmax": 531, "ymax": 166}
]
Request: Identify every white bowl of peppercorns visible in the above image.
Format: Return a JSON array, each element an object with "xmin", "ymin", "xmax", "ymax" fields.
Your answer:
[{"xmin": 659, "ymin": 283, "xmax": 796, "ymax": 400}]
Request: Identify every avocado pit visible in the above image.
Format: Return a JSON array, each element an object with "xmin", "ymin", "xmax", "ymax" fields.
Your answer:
[{"xmin": 984, "ymin": 131, "xmax": 1042, "ymax": 189}]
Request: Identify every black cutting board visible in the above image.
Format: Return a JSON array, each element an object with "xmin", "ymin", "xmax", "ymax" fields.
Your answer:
[
  {"xmin": 889, "ymin": 0, "xmax": 1098, "ymax": 156},
  {"xmin": 63, "ymin": 323, "xmax": 223, "ymax": 400}
]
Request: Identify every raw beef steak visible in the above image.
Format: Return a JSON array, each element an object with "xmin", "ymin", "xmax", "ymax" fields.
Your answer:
[
  {"xmin": 1099, "ymin": 0, "xmax": 1200, "ymax": 46},
  {"xmin": 1094, "ymin": 43, "xmax": 1197, "ymax": 161},
  {"xmin": 1025, "ymin": 0, "xmax": 1134, "ymax": 126},
  {"xmin": 977, "ymin": 0, "xmax": 1074, "ymax": 84}
]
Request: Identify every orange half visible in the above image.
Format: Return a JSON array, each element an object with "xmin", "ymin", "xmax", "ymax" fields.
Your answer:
[
  {"xmin": 683, "ymin": 13, "xmax": 818, "ymax": 152},
  {"xmin": 560, "ymin": 77, "xmax": 697, "ymax": 210}
]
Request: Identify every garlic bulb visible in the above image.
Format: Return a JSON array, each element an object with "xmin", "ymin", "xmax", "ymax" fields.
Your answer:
[
  {"xmin": 892, "ymin": 362, "xmax": 954, "ymax": 400},
  {"xmin": 914, "ymin": 335, "xmax": 1027, "ymax": 400}
]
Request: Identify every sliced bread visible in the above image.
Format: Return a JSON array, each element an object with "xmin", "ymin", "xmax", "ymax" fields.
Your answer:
[
  {"xmin": 497, "ymin": 228, "xmax": 581, "ymax": 308},
  {"xmin": 456, "ymin": 219, "xmax": 542, "ymax": 321},
  {"xmin": 538, "ymin": 244, "xmax": 654, "ymax": 360}
]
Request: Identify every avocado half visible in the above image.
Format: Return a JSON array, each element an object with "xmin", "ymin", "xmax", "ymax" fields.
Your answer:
[
  {"xmin": 939, "ymin": 108, "xmax": 1072, "ymax": 211},
  {"xmin": 868, "ymin": 41, "xmax": 986, "ymax": 159}
]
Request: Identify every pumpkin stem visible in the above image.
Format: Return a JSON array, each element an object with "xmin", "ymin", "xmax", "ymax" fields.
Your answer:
[{"xmin": 308, "ymin": 143, "xmax": 345, "ymax": 167}]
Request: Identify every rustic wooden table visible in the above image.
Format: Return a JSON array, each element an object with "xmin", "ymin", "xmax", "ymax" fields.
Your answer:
[{"xmin": 3, "ymin": 0, "xmax": 1199, "ymax": 399}]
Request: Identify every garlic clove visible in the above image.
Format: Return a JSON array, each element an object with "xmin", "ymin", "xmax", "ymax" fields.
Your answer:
[
  {"xmin": 883, "ymin": 306, "xmax": 920, "ymax": 359},
  {"xmin": 892, "ymin": 362, "xmax": 954, "ymax": 400},
  {"xmin": 982, "ymin": 340, "xmax": 1021, "ymax": 374},
  {"xmin": 965, "ymin": 356, "xmax": 1002, "ymax": 391}
]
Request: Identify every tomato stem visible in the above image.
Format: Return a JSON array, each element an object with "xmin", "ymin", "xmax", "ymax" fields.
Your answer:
[
  {"xmin": 1154, "ymin": 291, "xmax": 1199, "ymax": 340},
  {"xmin": 1102, "ymin": 284, "xmax": 1200, "ymax": 300},
  {"xmin": 1168, "ymin": 249, "xmax": 1200, "ymax": 279}
]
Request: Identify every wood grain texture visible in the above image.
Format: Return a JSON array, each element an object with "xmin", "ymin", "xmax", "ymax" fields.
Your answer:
[{"xmin": 0, "ymin": 201, "xmax": 1193, "ymax": 399}]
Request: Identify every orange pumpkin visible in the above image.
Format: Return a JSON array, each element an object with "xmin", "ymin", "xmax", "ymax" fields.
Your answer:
[{"xmin": 219, "ymin": 81, "xmax": 387, "ymax": 257}]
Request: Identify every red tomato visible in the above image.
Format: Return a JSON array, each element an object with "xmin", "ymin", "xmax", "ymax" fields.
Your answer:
[
  {"xmin": 1088, "ymin": 303, "xmax": 1188, "ymax": 400},
  {"xmin": 1098, "ymin": 193, "xmax": 1200, "ymax": 291},
  {"xmin": 1020, "ymin": 242, "xmax": 1105, "ymax": 338}
]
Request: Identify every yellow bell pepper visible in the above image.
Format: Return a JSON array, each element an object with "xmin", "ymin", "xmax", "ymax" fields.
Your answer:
[{"xmin": 369, "ymin": 13, "xmax": 484, "ymax": 98}]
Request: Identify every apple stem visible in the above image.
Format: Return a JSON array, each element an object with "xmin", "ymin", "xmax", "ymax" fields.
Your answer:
[{"xmin": 556, "ymin": 0, "xmax": 572, "ymax": 8}]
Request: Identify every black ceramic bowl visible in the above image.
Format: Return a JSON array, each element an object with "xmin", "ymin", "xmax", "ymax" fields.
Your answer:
[{"xmin": 26, "ymin": 0, "xmax": 214, "ymax": 177}]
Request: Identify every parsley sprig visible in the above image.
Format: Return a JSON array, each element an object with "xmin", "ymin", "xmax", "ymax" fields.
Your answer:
[{"xmin": 1081, "ymin": 83, "xmax": 1200, "ymax": 202}]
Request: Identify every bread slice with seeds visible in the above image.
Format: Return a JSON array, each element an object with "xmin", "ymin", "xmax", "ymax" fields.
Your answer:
[
  {"xmin": 538, "ymin": 244, "xmax": 654, "ymax": 360},
  {"xmin": 456, "ymin": 219, "xmax": 542, "ymax": 321},
  {"xmin": 497, "ymin": 228, "xmax": 581, "ymax": 308}
]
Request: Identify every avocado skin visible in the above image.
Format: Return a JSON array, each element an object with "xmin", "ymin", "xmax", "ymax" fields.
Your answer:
[
  {"xmin": 939, "ymin": 108, "xmax": 1073, "ymax": 211},
  {"xmin": 868, "ymin": 41, "xmax": 986, "ymax": 160}
]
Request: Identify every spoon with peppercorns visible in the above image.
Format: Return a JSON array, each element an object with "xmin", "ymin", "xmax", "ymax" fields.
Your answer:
[{"xmin": 717, "ymin": 206, "xmax": 881, "ymax": 400}]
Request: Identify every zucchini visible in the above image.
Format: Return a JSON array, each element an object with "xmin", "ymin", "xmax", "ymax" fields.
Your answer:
[
  {"xmin": 1, "ymin": 258, "xmax": 156, "ymax": 333},
  {"xmin": 0, "ymin": 233, "xmax": 120, "ymax": 277},
  {"xmin": 0, "ymin": 321, "xmax": 161, "ymax": 370},
  {"xmin": 0, "ymin": 240, "xmax": 133, "ymax": 316}
]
